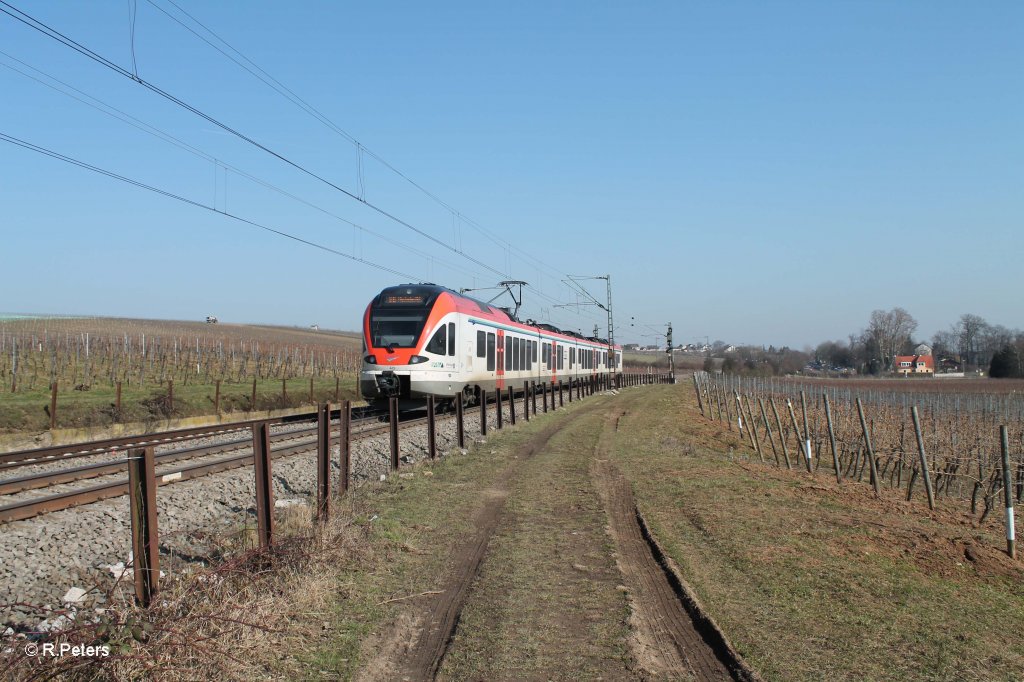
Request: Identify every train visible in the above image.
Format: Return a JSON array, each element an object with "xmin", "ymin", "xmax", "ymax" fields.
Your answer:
[{"xmin": 359, "ymin": 283, "xmax": 621, "ymax": 408}]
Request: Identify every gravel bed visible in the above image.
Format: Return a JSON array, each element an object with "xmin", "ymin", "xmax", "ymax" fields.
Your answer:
[{"xmin": 0, "ymin": 398, "xmax": 539, "ymax": 627}]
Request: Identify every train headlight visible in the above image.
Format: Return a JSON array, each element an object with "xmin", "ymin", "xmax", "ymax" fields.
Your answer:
[
  {"xmin": 364, "ymin": 354, "xmax": 378, "ymax": 364},
  {"xmin": 408, "ymin": 355, "xmax": 428, "ymax": 364}
]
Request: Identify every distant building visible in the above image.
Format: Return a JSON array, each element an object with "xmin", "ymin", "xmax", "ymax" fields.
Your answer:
[
  {"xmin": 894, "ymin": 354, "xmax": 934, "ymax": 375},
  {"xmin": 914, "ymin": 343, "xmax": 933, "ymax": 356}
]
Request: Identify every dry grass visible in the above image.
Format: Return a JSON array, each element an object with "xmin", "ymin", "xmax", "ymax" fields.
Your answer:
[
  {"xmin": 3, "ymin": 503, "xmax": 376, "ymax": 681},
  {"xmin": 611, "ymin": 383, "xmax": 1024, "ymax": 681}
]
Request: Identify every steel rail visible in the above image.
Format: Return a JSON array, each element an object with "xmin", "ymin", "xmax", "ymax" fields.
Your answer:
[
  {"xmin": 0, "ymin": 415, "xmax": 432, "ymax": 523},
  {"xmin": 0, "ymin": 405, "xmax": 381, "ymax": 467}
]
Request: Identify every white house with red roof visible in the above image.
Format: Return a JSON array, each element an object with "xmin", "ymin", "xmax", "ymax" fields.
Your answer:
[{"xmin": 894, "ymin": 354, "xmax": 934, "ymax": 375}]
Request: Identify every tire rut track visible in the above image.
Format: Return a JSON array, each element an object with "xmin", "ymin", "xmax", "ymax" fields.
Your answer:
[
  {"xmin": 387, "ymin": 400, "xmax": 608, "ymax": 681},
  {"xmin": 593, "ymin": 405, "xmax": 759, "ymax": 681}
]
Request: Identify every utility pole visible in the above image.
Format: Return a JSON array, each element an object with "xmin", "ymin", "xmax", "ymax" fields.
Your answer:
[
  {"xmin": 561, "ymin": 273, "xmax": 616, "ymax": 378},
  {"xmin": 666, "ymin": 323, "xmax": 675, "ymax": 383},
  {"xmin": 605, "ymin": 275, "xmax": 615, "ymax": 374}
]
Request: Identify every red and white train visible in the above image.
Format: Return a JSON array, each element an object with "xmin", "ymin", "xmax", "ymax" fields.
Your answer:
[{"xmin": 360, "ymin": 283, "xmax": 621, "ymax": 407}]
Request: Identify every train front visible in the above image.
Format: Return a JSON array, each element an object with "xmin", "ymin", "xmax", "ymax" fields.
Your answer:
[{"xmin": 360, "ymin": 284, "xmax": 446, "ymax": 405}]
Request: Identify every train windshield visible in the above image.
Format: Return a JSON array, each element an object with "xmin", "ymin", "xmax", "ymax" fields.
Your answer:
[{"xmin": 369, "ymin": 309, "xmax": 429, "ymax": 348}]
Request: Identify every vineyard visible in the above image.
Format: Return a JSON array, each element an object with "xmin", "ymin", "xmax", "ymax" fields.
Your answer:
[
  {"xmin": 694, "ymin": 372, "xmax": 1024, "ymax": 546},
  {"xmin": 0, "ymin": 317, "xmax": 363, "ymax": 434}
]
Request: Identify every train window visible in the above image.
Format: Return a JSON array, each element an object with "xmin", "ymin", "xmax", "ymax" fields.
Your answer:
[
  {"xmin": 369, "ymin": 310, "xmax": 429, "ymax": 348},
  {"xmin": 519, "ymin": 339, "xmax": 526, "ymax": 370},
  {"xmin": 526, "ymin": 342, "xmax": 532, "ymax": 370},
  {"xmin": 486, "ymin": 333, "xmax": 495, "ymax": 371},
  {"xmin": 505, "ymin": 337, "xmax": 513, "ymax": 370},
  {"xmin": 477, "ymin": 330, "xmax": 486, "ymax": 358},
  {"xmin": 570, "ymin": 347, "xmax": 575, "ymax": 366},
  {"xmin": 542, "ymin": 343, "xmax": 548, "ymax": 368},
  {"xmin": 425, "ymin": 325, "xmax": 446, "ymax": 355},
  {"xmin": 513, "ymin": 338, "xmax": 521, "ymax": 371},
  {"xmin": 558, "ymin": 348, "xmax": 564, "ymax": 370},
  {"xmin": 448, "ymin": 322, "xmax": 456, "ymax": 356}
]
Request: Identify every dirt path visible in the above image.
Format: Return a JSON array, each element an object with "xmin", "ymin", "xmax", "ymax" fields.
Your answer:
[
  {"xmin": 592, "ymin": 405, "xmax": 747, "ymax": 681},
  {"xmin": 396, "ymin": 418, "xmax": 568, "ymax": 679},
  {"xmin": 357, "ymin": 394, "xmax": 755, "ymax": 681},
  {"xmin": 356, "ymin": 407, "xmax": 604, "ymax": 682}
]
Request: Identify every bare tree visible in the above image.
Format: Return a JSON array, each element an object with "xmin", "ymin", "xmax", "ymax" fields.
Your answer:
[
  {"xmin": 931, "ymin": 329, "xmax": 957, "ymax": 360},
  {"xmin": 953, "ymin": 314, "xmax": 990, "ymax": 369},
  {"xmin": 866, "ymin": 308, "xmax": 918, "ymax": 373}
]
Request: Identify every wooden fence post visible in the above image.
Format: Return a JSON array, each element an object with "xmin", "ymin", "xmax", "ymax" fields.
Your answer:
[
  {"xmin": 769, "ymin": 397, "xmax": 791, "ymax": 469},
  {"xmin": 427, "ymin": 396, "xmax": 437, "ymax": 459},
  {"xmin": 480, "ymin": 390, "xmax": 488, "ymax": 436},
  {"xmin": 856, "ymin": 398, "xmax": 881, "ymax": 497},
  {"xmin": 911, "ymin": 405, "xmax": 935, "ymax": 509},
  {"xmin": 742, "ymin": 395, "xmax": 763, "ymax": 462},
  {"xmin": 823, "ymin": 394, "xmax": 841, "ymax": 485},
  {"xmin": 128, "ymin": 446, "xmax": 159, "ymax": 607},
  {"xmin": 787, "ymin": 399, "xmax": 812, "ymax": 474},
  {"xmin": 49, "ymin": 381, "xmax": 58, "ymax": 430},
  {"xmin": 454, "ymin": 394, "xmax": 465, "ymax": 449},
  {"xmin": 758, "ymin": 398, "xmax": 780, "ymax": 466},
  {"xmin": 496, "ymin": 387, "xmax": 504, "ymax": 429},
  {"xmin": 1001, "ymin": 426, "xmax": 1016, "ymax": 559},
  {"xmin": 800, "ymin": 391, "xmax": 813, "ymax": 473},
  {"xmin": 389, "ymin": 397, "xmax": 400, "ymax": 470},
  {"xmin": 252, "ymin": 422, "xmax": 274, "ymax": 548},
  {"xmin": 317, "ymin": 402, "xmax": 331, "ymax": 522},
  {"xmin": 339, "ymin": 400, "xmax": 351, "ymax": 495}
]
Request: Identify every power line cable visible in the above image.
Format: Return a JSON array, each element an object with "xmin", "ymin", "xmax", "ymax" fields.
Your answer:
[
  {"xmin": 0, "ymin": 0, "xmax": 507, "ymax": 281},
  {"xmin": 0, "ymin": 130, "xmax": 420, "ymax": 281},
  {"xmin": 2, "ymin": 0, "xmax": 604, "ymax": 322},
  {"xmin": 146, "ymin": 0, "xmax": 594, "ymax": 295},
  {"xmin": 0, "ymin": 51, "xmax": 492, "ymax": 283}
]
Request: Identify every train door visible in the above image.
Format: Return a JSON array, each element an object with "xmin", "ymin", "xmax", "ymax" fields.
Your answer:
[
  {"xmin": 550, "ymin": 340, "xmax": 557, "ymax": 385},
  {"xmin": 496, "ymin": 329, "xmax": 505, "ymax": 390}
]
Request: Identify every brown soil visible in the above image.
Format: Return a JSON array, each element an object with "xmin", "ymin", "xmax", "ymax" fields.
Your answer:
[
  {"xmin": 356, "ymin": 417, "xmax": 579, "ymax": 682},
  {"xmin": 592, "ymin": 406, "xmax": 750, "ymax": 681},
  {"xmin": 360, "ymin": 393, "xmax": 764, "ymax": 681}
]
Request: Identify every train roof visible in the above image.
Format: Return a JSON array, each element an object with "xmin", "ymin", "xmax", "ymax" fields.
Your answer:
[{"xmin": 371, "ymin": 284, "xmax": 620, "ymax": 349}]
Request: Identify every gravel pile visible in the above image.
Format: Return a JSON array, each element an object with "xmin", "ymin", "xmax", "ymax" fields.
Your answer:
[{"xmin": 0, "ymin": 398, "xmax": 538, "ymax": 627}]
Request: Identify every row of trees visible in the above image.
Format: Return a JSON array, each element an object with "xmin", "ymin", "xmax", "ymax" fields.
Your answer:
[{"xmin": 814, "ymin": 309, "xmax": 1023, "ymax": 376}]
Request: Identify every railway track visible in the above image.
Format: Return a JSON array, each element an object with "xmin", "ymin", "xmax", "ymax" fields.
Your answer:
[
  {"xmin": 0, "ymin": 407, "xmax": 434, "ymax": 524},
  {"xmin": 0, "ymin": 381, "xmax": 605, "ymax": 525}
]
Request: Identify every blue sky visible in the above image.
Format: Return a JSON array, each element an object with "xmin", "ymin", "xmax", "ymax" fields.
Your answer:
[{"xmin": 1, "ymin": 1, "xmax": 1020, "ymax": 347}]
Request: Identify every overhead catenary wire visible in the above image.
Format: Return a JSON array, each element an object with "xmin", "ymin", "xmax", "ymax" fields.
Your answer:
[
  {"xmin": 143, "ymin": 0, "xmax": 600, "ymax": 299},
  {"xmin": 1, "ymin": 0, "xmax": 610, "ymax": 329},
  {"xmin": 0, "ymin": 131, "xmax": 420, "ymax": 281},
  {"xmin": 0, "ymin": 0, "xmax": 507, "ymax": 282},
  {"xmin": 0, "ymin": 50, "xmax": 494, "ymax": 285}
]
